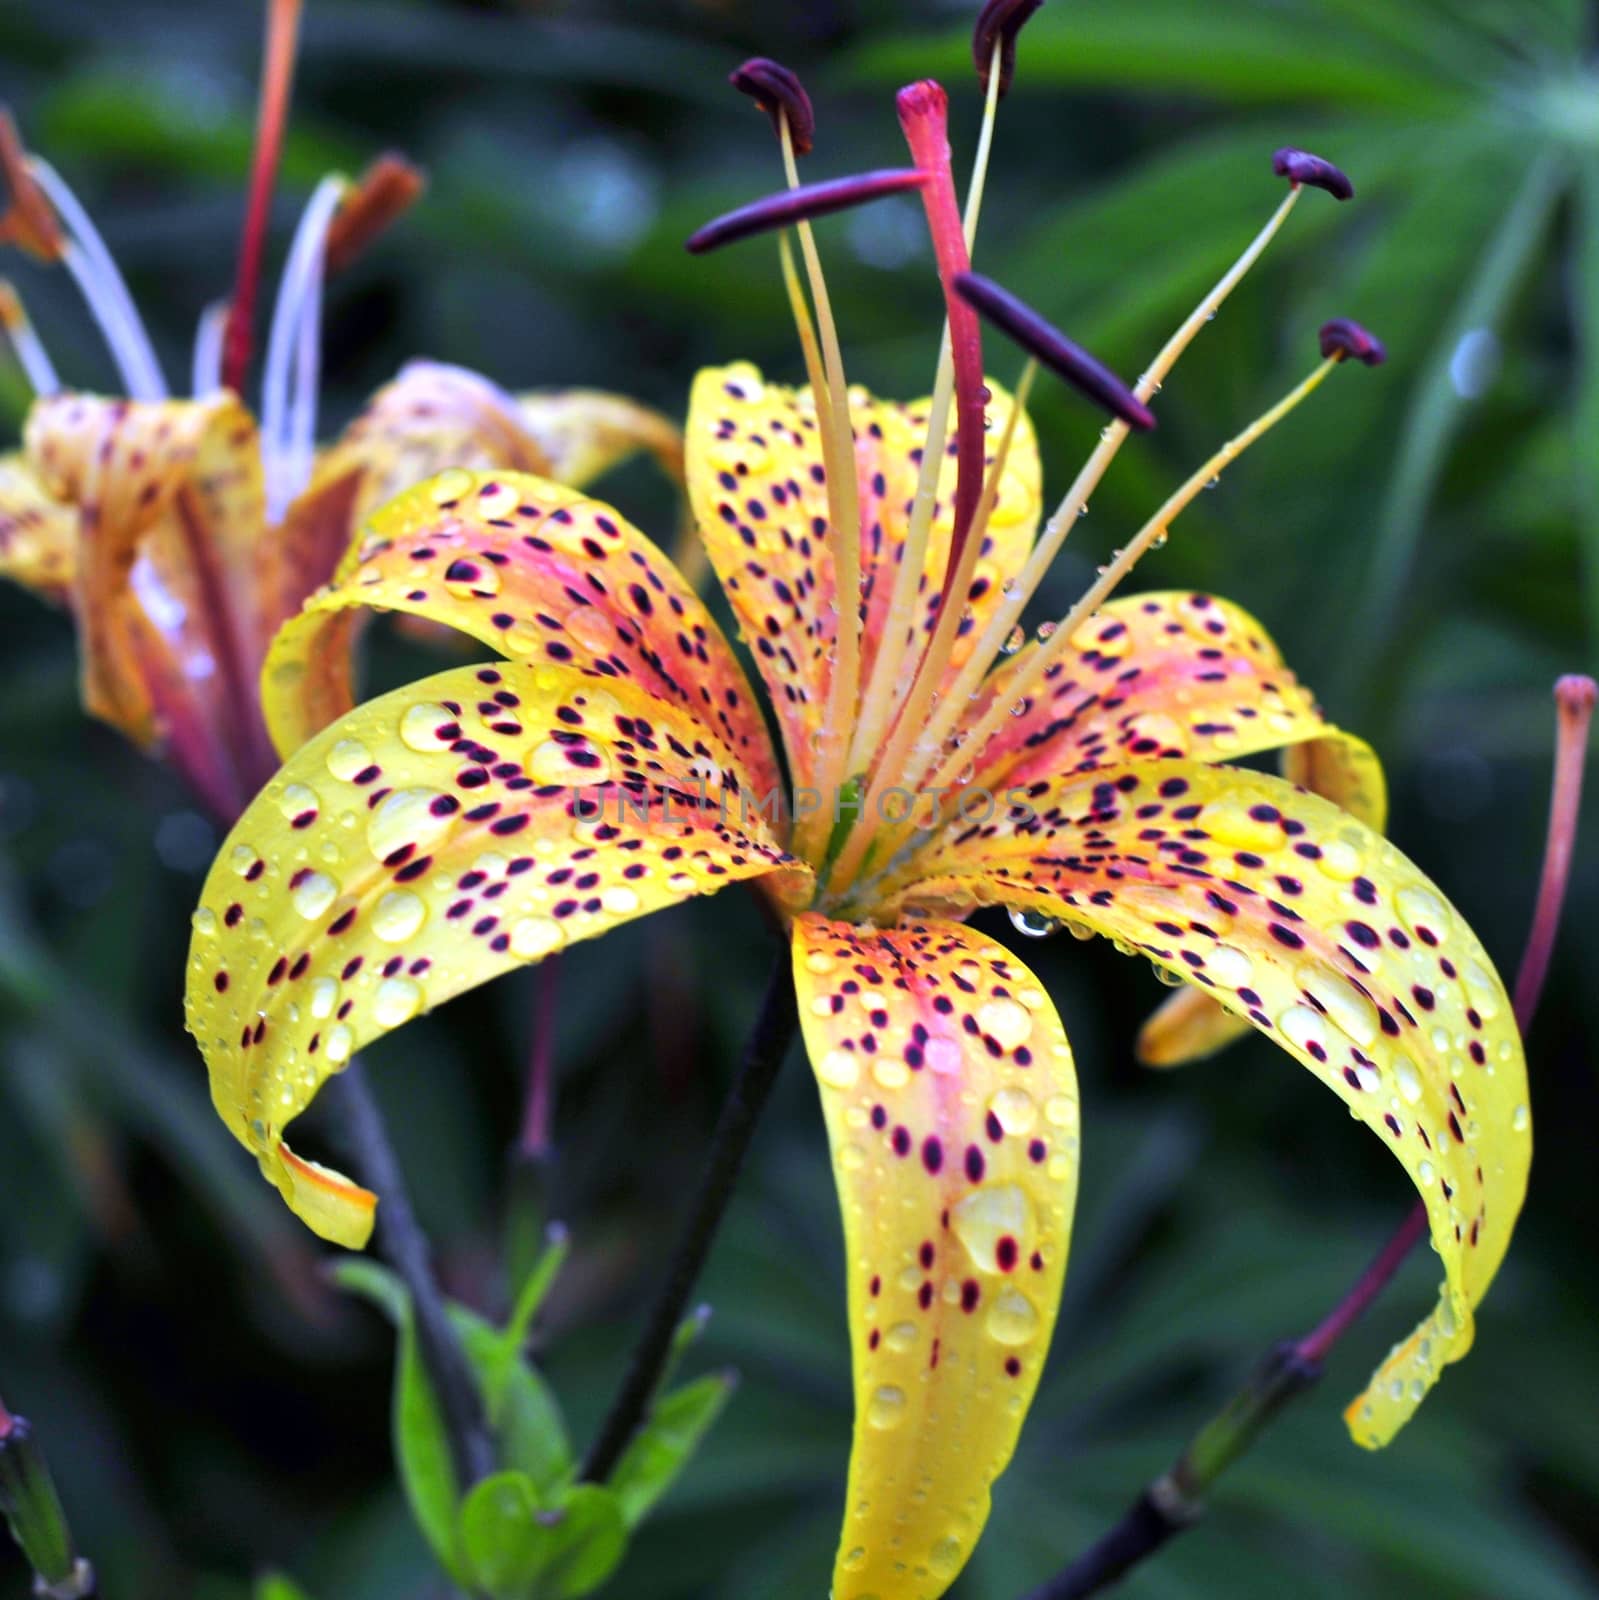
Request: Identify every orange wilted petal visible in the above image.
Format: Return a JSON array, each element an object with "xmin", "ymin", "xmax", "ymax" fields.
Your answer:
[
  {"xmin": 23, "ymin": 391, "xmax": 275, "ymax": 815},
  {"xmin": 263, "ymin": 469, "xmax": 782, "ymax": 808},
  {"xmin": 684, "ymin": 363, "xmax": 1039, "ymax": 792},
  {"xmin": 186, "ymin": 659, "xmax": 808, "ymax": 1242},
  {"xmin": 885, "ymin": 759, "xmax": 1528, "ymax": 1449},
  {"xmin": 792, "ymin": 913, "xmax": 1078, "ymax": 1600}
]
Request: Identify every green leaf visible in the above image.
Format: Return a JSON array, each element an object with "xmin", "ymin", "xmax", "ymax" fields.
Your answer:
[
  {"xmin": 451, "ymin": 1307, "xmax": 574, "ymax": 1493},
  {"xmin": 332, "ymin": 1260, "xmax": 468, "ymax": 1585},
  {"xmin": 537, "ymin": 1484, "xmax": 627, "ymax": 1600},
  {"xmin": 608, "ymin": 1372, "xmax": 737, "ymax": 1530},
  {"xmin": 459, "ymin": 1471, "xmax": 551, "ymax": 1599},
  {"xmin": 253, "ymin": 1576, "xmax": 318, "ymax": 1600},
  {"xmin": 482, "ymin": 1224, "xmax": 571, "ymax": 1425}
]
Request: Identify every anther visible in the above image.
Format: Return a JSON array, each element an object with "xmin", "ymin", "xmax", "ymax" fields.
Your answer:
[
  {"xmin": 1319, "ymin": 317, "xmax": 1385, "ymax": 366},
  {"xmin": 324, "ymin": 154, "xmax": 425, "ymax": 277},
  {"xmin": 973, "ymin": 0, "xmax": 1045, "ymax": 98},
  {"xmin": 686, "ymin": 169, "xmax": 927, "ymax": 253},
  {"xmin": 955, "ymin": 271, "xmax": 1155, "ymax": 430},
  {"xmin": 729, "ymin": 58, "xmax": 815, "ymax": 156},
  {"xmin": 0, "ymin": 109, "xmax": 62, "ymax": 261},
  {"xmin": 1272, "ymin": 147, "xmax": 1353, "ymax": 201}
]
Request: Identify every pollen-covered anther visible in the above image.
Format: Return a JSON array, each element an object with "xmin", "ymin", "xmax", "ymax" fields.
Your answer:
[
  {"xmin": 1272, "ymin": 147, "xmax": 1354, "ymax": 201},
  {"xmin": 685, "ymin": 169, "xmax": 927, "ymax": 253},
  {"xmin": 955, "ymin": 271, "xmax": 1156, "ymax": 430},
  {"xmin": 0, "ymin": 109, "xmax": 62, "ymax": 261},
  {"xmin": 973, "ymin": 0, "xmax": 1045, "ymax": 98},
  {"xmin": 324, "ymin": 153, "xmax": 426, "ymax": 277},
  {"xmin": 1319, "ymin": 317, "xmax": 1386, "ymax": 366},
  {"xmin": 729, "ymin": 57, "xmax": 815, "ymax": 155}
]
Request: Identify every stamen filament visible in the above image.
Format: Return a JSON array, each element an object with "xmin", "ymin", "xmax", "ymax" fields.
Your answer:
[
  {"xmin": 26, "ymin": 157, "xmax": 168, "ymax": 400},
  {"xmin": 828, "ymin": 358, "xmax": 1035, "ymax": 892},
  {"xmin": 191, "ymin": 299, "xmax": 227, "ymax": 396},
  {"xmin": 261, "ymin": 175, "xmax": 345, "ymax": 523},
  {"xmin": 899, "ymin": 183, "xmax": 1304, "ymax": 794},
  {"xmin": 221, "ymin": 0, "xmax": 304, "ymax": 397},
  {"xmin": 914, "ymin": 353, "xmax": 1340, "ymax": 807},
  {"xmin": 846, "ymin": 53, "xmax": 1004, "ymax": 776},
  {"xmin": 778, "ymin": 119, "xmax": 867, "ymax": 862},
  {"xmin": 0, "ymin": 280, "xmax": 59, "ymax": 395}
]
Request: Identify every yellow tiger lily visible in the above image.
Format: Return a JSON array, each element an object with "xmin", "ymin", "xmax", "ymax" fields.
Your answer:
[
  {"xmin": 180, "ymin": 51, "xmax": 1527, "ymax": 1600},
  {"xmin": 0, "ymin": 120, "xmax": 682, "ymax": 823}
]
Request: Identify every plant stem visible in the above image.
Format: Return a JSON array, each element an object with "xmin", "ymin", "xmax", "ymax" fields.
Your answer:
[
  {"xmin": 1025, "ymin": 674, "xmax": 1593, "ymax": 1600},
  {"xmin": 578, "ymin": 952, "xmax": 797, "ymax": 1483},
  {"xmin": 324, "ymin": 1064, "xmax": 495, "ymax": 1488}
]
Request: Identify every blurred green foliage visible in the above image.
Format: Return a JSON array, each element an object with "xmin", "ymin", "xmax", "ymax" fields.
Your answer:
[{"xmin": 1, "ymin": 1, "xmax": 1597, "ymax": 1597}]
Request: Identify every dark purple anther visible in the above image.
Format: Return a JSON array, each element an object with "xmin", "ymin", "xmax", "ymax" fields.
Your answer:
[
  {"xmin": 1319, "ymin": 318, "xmax": 1385, "ymax": 366},
  {"xmin": 974, "ymin": 0, "xmax": 1045, "ymax": 99},
  {"xmin": 1272, "ymin": 147, "xmax": 1354, "ymax": 201},
  {"xmin": 729, "ymin": 57, "xmax": 815, "ymax": 155},
  {"xmin": 954, "ymin": 271, "xmax": 1155, "ymax": 431},
  {"xmin": 686, "ymin": 169, "xmax": 928, "ymax": 253}
]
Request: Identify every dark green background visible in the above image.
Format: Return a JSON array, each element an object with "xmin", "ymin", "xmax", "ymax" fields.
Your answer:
[{"xmin": 1, "ymin": 2, "xmax": 1596, "ymax": 1596}]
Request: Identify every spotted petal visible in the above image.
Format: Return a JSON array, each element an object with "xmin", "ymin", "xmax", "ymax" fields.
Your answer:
[
  {"xmin": 973, "ymin": 591, "xmax": 1375, "ymax": 792},
  {"xmin": 881, "ymin": 761, "xmax": 1527, "ymax": 1449},
  {"xmin": 793, "ymin": 913, "xmax": 1078, "ymax": 1600},
  {"xmin": 0, "ymin": 450, "xmax": 76, "ymax": 602},
  {"xmin": 186, "ymin": 660, "xmax": 807, "ymax": 1248},
  {"xmin": 263, "ymin": 469, "xmax": 783, "ymax": 807},
  {"xmin": 1140, "ymin": 720, "xmax": 1387, "ymax": 1068},
  {"xmin": 686, "ymin": 363, "xmax": 1040, "ymax": 791}
]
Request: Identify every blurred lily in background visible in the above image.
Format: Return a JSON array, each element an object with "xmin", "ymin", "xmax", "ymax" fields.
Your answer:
[
  {"xmin": 0, "ymin": 2, "xmax": 683, "ymax": 826},
  {"xmin": 181, "ymin": 11, "xmax": 1532, "ymax": 1596}
]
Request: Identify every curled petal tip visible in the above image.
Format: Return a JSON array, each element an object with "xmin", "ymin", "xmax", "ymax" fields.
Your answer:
[
  {"xmin": 685, "ymin": 168, "xmax": 928, "ymax": 253},
  {"xmin": 954, "ymin": 270, "xmax": 1155, "ymax": 430},
  {"xmin": 1319, "ymin": 317, "xmax": 1385, "ymax": 366},
  {"xmin": 729, "ymin": 57, "xmax": 815, "ymax": 155},
  {"xmin": 1273, "ymin": 146, "xmax": 1354, "ymax": 200},
  {"xmin": 0, "ymin": 109, "xmax": 63, "ymax": 262},
  {"xmin": 1556, "ymin": 674, "xmax": 1598, "ymax": 716},
  {"xmin": 974, "ymin": 0, "xmax": 1045, "ymax": 98}
]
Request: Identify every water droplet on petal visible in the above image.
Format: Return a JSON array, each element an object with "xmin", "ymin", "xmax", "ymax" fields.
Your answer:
[
  {"xmin": 817, "ymin": 1048, "xmax": 860, "ymax": 1090},
  {"xmin": 1008, "ymin": 908, "xmax": 1062, "ymax": 939},
  {"xmin": 373, "ymin": 976, "xmax": 423, "ymax": 1027},
  {"xmin": 985, "ymin": 1287, "xmax": 1040, "ymax": 1345},
  {"xmin": 867, "ymin": 1385, "xmax": 907, "ymax": 1430},
  {"xmin": 987, "ymin": 1087, "xmax": 1037, "ymax": 1136},
  {"xmin": 372, "ymin": 889, "xmax": 426, "ymax": 943},
  {"xmin": 291, "ymin": 871, "xmax": 339, "ymax": 921},
  {"xmin": 977, "ymin": 997, "xmax": 1032, "ymax": 1051},
  {"xmin": 509, "ymin": 915, "xmax": 564, "ymax": 960},
  {"xmin": 400, "ymin": 704, "xmax": 459, "ymax": 752},
  {"xmin": 326, "ymin": 738, "xmax": 374, "ymax": 780}
]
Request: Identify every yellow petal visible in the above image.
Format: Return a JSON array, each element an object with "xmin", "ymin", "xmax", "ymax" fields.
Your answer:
[
  {"xmin": 685, "ymin": 362, "xmax": 1039, "ymax": 793},
  {"xmin": 885, "ymin": 760, "xmax": 1528, "ymax": 1449},
  {"xmin": 792, "ymin": 913, "xmax": 1078, "ymax": 1600},
  {"xmin": 262, "ymin": 468, "xmax": 783, "ymax": 808},
  {"xmin": 515, "ymin": 388, "xmax": 683, "ymax": 494},
  {"xmin": 186, "ymin": 660, "xmax": 806, "ymax": 1242}
]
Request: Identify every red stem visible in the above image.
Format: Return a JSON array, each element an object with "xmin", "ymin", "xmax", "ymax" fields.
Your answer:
[
  {"xmin": 1512, "ymin": 674, "xmax": 1596, "ymax": 1031},
  {"xmin": 518, "ymin": 955, "xmax": 561, "ymax": 1160},
  {"xmin": 896, "ymin": 80, "xmax": 986, "ymax": 601},
  {"xmin": 220, "ymin": 0, "xmax": 304, "ymax": 397},
  {"xmin": 1295, "ymin": 672, "xmax": 1594, "ymax": 1365}
]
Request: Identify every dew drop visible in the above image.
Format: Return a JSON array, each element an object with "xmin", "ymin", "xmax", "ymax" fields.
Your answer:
[
  {"xmin": 191, "ymin": 908, "xmax": 218, "ymax": 938},
  {"xmin": 309, "ymin": 977, "xmax": 339, "ymax": 1019},
  {"xmin": 977, "ymin": 997, "xmax": 1033, "ymax": 1051},
  {"xmin": 372, "ymin": 889, "xmax": 426, "ymax": 943},
  {"xmin": 443, "ymin": 558, "xmax": 502, "ymax": 599},
  {"xmin": 325, "ymin": 1023, "xmax": 354, "ymax": 1065},
  {"xmin": 399, "ymin": 704, "xmax": 459, "ymax": 752},
  {"xmin": 951, "ymin": 1184, "xmax": 1032, "ymax": 1274},
  {"xmin": 987, "ymin": 1087, "xmax": 1037, "ymax": 1136},
  {"xmin": 1009, "ymin": 908, "xmax": 1062, "ymax": 939},
  {"xmin": 817, "ymin": 1048, "xmax": 861, "ymax": 1090},
  {"xmin": 985, "ymin": 1287, "xmax": 1040, "ymax": 1345},
  {"xmin": 373, "ymin": 976, "xmax": 423, "ymax": 1027},
  {"xmin": 1511, "ymin": 1103, "xmax": 1529, "ymax": 1133},
  {"xmin": 866, "ymin": 1385, "xmax": 908, "ymax": 1430},
  {"xmin": 509, "ymin": 916, "xmax": 565, "ymax": 960},
  {"xmin": 526, "ymin": 738, "xmax": 614, "ymax": 786},
  {"xmin": 884, "ymin": 1321, "xmax": 918, "ymax": 1353},
  {"xmin": 1394, "ymin": 1059, "xmax": 1424, "ymax": 1105},
  {"xmin": 367, "ymin": 788, "xmax": 458, "ymax": 861},
  {"xmin": 291, "ymin": 871, "xmax": 339, "ymax": 921},
  {"xmin": 326, "ymin": 738, "xmax": 374, "ymax": 781}
]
